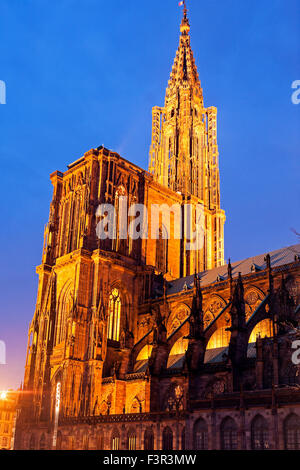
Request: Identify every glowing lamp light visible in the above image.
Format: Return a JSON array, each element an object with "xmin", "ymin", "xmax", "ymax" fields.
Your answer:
[{"xmin": 0, "ymin": 391, "xmax": 7, "ymax": 400}]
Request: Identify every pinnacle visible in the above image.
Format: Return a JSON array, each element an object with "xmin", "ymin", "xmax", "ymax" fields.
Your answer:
[
  {"xmin": 167, "ymin": 8, "xmax": 201, "ymax": 91},
  {"xmin": 167, "ymin": 39, "xmax": 200, "ymax": 90},
  {"xmin": 180, "ymin": 2, "xmax": 190, "ymax": 35}
]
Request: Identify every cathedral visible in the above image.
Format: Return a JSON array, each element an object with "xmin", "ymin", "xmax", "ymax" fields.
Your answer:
[{"xmin": 15, "ymin": 6, "xmax": 300, "ymax": 451}]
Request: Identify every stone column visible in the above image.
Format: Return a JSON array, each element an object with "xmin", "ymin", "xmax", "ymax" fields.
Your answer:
[
  {"xmin": 210, "ymin": 410, "xmax": 217, "ymax": 450},
  {"xmin": 156, "ymin": 421, "xmax": 161, "ymax": 450},
  {"xmin": 185, "ymin": 413, "xmax": 192, "ymax": 450}
]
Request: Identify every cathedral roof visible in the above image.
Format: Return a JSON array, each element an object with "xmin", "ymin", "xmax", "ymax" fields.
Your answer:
[{"xmin": 167, "ymin": 244, "xmax": 300, "ymax": 296}]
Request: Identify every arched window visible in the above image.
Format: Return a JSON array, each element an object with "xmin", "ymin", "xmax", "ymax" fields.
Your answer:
[
  {"xmin": 43, "ymin": 318, "xmax": 48, "ymax": 342},
  {"xmin": 162, "ymin": 426, "xmax": 173, "ymax": 450},
  {"xmin": 136, "ymin": 344, "xmax": 153, "ymax": 361},
  {"xmin": 284, "ymin": 414, "xmax": 300, "ymax": 450},
  {"xmin": 97, "ymin": 433, "xmax": 104, "ymax": 450},
  {"xmin": 130, "ymin": 397, "xmax": 142, "ymax": 414},
  {"xmin": 29, "ymin": 434, "xmax": 35, "ymax": 450},
  {"xmin": 69, "ymin": 437, "xmax": 75, "ymax": 450},
  {"xmin": 114, "ymin": 186, "xmax": 127, "ymax": 254},
  {"xmin": 207, "ymin": 327, "xmax": 230, "ymax": 350},
  {"xmin": 56, "ymin": 285, "xmax": 73, "ymax": 345},
  {"xmin": 56, "ymin": 431, "xmax": 62, "ymax": 450},
  {"xmin": 127, "ymin": 429, "xmax": 137, "ymax": 450},
  {"xmin": 107, "ymin": 288, "xmax": 121, "ymax": 342},
  {"xmin": 251, "ymin": 415, "xmax": 269, "ymax": 450},
  {"xmin": 144, "ymin": 428, "xmax": 154, "ymax": 450},
  {"xmin": 156, "ymin": 227, "xmax": 168, "ymax": 273},
  {"xmin": 194, "ymin": 418, "xmax": 208, "ymax": 450},
  {"xmin": 69, "ymin": 192, "xmax": 82, "ymax": 252},
  {"xmin": 39, "ymin": 433, "xmax": 46, "ymax": 450},
  {"xmin": 220, "ymin": 417, "xmax": 238, "ymax": 450},
  {"xmin": 111, "ymin": 429, "xmax": 120, "ymax": 450},
  {"xmin": 249, "ymin": 319, "xmax": 273, "ymax": 343},
  {"xmin": 203, "ymin": 312, "xmax": 214, "ymax": 330},
  {"xmin": 100, "ymin": 400, "xmax": 109, "ymax": 416},
  {"xmin": 181, "ymin": 427, "xmax": 186, "ymax": 450},
  {"xmin": 169, "ymin": 337, "xmax": 189, "ymax": 356},
  {"xmin": 83, "ymin": 435, "xmax": 89, "ymax": 450}
]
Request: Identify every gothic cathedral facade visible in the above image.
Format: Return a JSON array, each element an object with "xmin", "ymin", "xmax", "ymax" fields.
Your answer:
[{"xmin": 15, "ymin": 7, "xmax": 300, "ymax": 451}]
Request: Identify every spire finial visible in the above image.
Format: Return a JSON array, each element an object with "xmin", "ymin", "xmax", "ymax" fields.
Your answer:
[{"xmin": 180, "ymin": 0, "xmax": 190, "ymax": 35}]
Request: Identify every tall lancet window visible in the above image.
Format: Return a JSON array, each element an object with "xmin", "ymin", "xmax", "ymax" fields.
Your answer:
[
  {"xmin": 107, "ymin": 288, "xmax": 121, "ymax": 342},
  {"xmin": 114, "ymin": 186, "xmax": 127, "ymax": 254},
  {"xmin": 156, "ymin": 227, "xmax": 168, "ymax": 274},
  {"xmin": 56, "ymin": 286, "xmax": 73, "ymax": 345}
]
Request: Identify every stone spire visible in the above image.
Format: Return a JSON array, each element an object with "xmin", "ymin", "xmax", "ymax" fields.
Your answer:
[
  {"xmin": 148, "ymin": 6, "xmax": 226, "ymax": 272},
  {"xmin": 228, "ymin": 273, "xmax": 248, "ymax": 390},
  {"xmin": 230, "ymin": 273, "xmax": 246, "ymax": 330},
  {"xmin": 188, "ymin": 274, "xmax": 204, "ymax": 339},
  {"xmin": 185, "ymin": 274, "xmax": 206, "ymax": 372},
  {"xmin": 181, "ymin": 2, "xmax": 189, "ymax": 30},
  {"xmin": 167, "ymin": 4, "xmax": 201, "ymax": 91}
]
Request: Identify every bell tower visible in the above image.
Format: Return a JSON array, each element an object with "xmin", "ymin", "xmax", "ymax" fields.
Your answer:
[{"xmin": 149, "ymin": 2, "xmax": 225, "ymax": 270}]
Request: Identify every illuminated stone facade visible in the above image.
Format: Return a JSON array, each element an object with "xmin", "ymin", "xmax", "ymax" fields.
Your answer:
[
  {"xmin": 0, "ymin": 390, "xmax": 18, "ymax": 450},
  {"xmin": 149, "ymin": 7, "xmax": 225, "ymax": 273},
  {"xmin": 15, "ymin": 7, "xmax": 300, "ymax": 451}
]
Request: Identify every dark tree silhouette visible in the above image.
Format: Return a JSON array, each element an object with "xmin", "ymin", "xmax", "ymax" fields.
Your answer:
[{"xmin": 291, "ymin": 228, "xmax": 300, "ymax": 241}]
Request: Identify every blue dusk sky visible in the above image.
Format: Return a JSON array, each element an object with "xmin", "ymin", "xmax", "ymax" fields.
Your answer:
[{"xmin": 0, "ymin": 0, "xmax": 299, "ymax": 390}]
